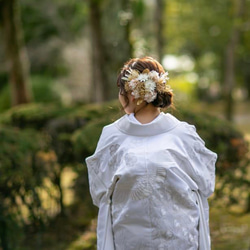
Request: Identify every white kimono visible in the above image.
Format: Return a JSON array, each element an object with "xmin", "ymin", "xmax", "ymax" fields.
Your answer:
[{"xmin": 85, "ymin": 113, "xmax": 217, "ymax": 250}]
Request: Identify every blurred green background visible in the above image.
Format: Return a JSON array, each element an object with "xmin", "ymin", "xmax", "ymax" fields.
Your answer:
[{"xmin": 0, "ymin": 0, "xmax": 249, "ymax": 249}]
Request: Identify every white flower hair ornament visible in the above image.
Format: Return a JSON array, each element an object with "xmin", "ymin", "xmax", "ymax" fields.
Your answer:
[{"xmin": 121, "ymin": 68, "xmax": 172, "ymax": 105}]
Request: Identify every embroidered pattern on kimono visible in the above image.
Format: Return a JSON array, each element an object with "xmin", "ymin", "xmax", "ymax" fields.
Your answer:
[{"xmin": 86, "ymin": 113, "xmax": 217, "ymax": 250}]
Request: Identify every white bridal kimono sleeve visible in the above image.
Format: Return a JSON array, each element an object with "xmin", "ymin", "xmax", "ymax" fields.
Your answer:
[{"xmin": 85, "ymin": 113, "xmax": 217, "ymax": 250}]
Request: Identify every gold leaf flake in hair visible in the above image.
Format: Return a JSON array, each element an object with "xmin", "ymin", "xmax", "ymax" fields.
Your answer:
[{"xmin": 142, "ymin": 69, "xmax": 150, "ymax": 74}]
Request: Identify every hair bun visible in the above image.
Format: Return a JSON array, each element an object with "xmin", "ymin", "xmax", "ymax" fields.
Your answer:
[{"xmin": 152, "ymin": 91, "xmax": 173, "ymax": 108}]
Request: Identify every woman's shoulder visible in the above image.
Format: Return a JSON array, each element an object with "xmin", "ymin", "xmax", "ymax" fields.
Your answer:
[
  {"xmin": 165, "ymin": 113, "xmax": 197, "ymax": 137},
  {"xmin": 97, "ymin": 115, "xmax": 127, "ymax": 145},
  {"xmin": 102, "ymin": 115, "xmax": 126, "ymax": 134}
]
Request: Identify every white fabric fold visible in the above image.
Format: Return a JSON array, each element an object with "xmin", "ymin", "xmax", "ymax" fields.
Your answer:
[
  {"xmin": 101, "ymin": 200, "xmax": 115, "ymax": 250},
  {"xmin": 193, "ymin": 191, "xmax": 210, "ymax": 250}
]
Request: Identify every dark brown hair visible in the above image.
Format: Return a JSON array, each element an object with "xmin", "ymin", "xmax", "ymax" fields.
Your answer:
[{"xmin": 117, "ymin": 56, "xmax": 173, "ymax": 108}]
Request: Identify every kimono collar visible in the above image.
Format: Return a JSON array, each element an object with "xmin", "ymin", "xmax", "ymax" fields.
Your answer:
[{"xmin": 115, "ymin": 112, "xmax": 180, "ymax": 136}]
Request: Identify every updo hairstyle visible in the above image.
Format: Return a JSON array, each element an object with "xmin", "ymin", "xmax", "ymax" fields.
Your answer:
[{"xmin": 117, "ymin": 56, "xmax": 173, "ymax": 108}]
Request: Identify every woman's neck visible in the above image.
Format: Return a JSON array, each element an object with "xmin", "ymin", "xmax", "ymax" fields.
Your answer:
[{"xmin": 134, "ymin": 103, "xmax": 161, "ymax": 124}]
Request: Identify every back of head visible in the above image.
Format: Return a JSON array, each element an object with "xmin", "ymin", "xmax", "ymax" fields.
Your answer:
[{"xmin": 117, "ymin": 57, "xmax": 173, "ymax": 108}]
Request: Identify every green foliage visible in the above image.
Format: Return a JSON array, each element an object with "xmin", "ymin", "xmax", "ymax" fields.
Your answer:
[
  {"xmin": 67, "ymin": 230, "xmax": 97, "ymax": 250},
  {"xmin": 131, "ymin": 0, "xmax": 145, "ymax": 18},
  {"xmin": 0, "ymin": 75, "xmax": 62, "ymax": 113},
  {"xmin": 0, "ymin": 84, "xmax": 11, "ymax": 113},
  {"xmin": 0, "ymin": 103, "xmax": 70, "ymax": 129},
  {"xmin": 72, "ymin": 120, "xmax": 103, "ymax": 161},
  {"xmin": 0, "ymin": 126, "xmax": 49, "ymax": 248},
  {"xmin": 72, "ymin": 164, "xmax": 98, "ymax": 218},
  {"xmin": 72, "ymin": 106, "xmax": 120, "ymax": 161},
  {"xmin": 31, "ymin": 75, "xmax": 62, "ymax": 103}
]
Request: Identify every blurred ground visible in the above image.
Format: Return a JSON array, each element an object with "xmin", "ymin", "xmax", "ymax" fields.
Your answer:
[{"xmin": 210, "ymin": 207, "xmax": 250, "ymax": 250}]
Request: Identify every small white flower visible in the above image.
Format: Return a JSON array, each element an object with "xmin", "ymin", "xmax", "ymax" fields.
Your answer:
[
  {"xmin": 145, "ymin": 79, "xmax": 156, "ymax": 92},
  {"xmin": 132, "ymin": 90, "xmax": 140, "ymax": 99},
  {"xmin": 159, "ymin": 72, "xmax": 169, "ymax": 83},
  {"xmin": 162, "ymin": 71, "xmax": 169, "ymax": 77},
  {"xmin": 144, "ymin": 91, "xmax": 157, "ymax": 103},
  {"xmin": 129, "ymin": 79, "xmax": 137, "ymax": 89},
  {"xmin": 148, "ymin": 70, "xmax": 159, "ymax": 80},
  {"xmin": 137, "ymin": 73, "xmax": 148, "ymax": 82}
]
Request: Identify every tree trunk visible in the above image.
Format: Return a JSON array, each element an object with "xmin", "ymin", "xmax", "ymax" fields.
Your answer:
[
  {"xmin": 223, "ymin": 0, "xmax": 245, "ymax": 121},
  {"xmin": 89, "ymin": 0, "xmax": 109, "ymax": 102},
  {"xmin": 155, "ymin": 0, "xmax": 166, "ymax": 63},
  {"xmin": 121, "ymin": 0, "xmax": 133, "ymax": 58},
  {"xmin": 0, "ymin": 0, "xmax": 32, "ymax": 106}
]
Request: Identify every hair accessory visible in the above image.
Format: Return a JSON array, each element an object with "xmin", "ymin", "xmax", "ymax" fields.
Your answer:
[{"xmin": 121, "ymin": 68, "xmax": 171, "ymax": 105}]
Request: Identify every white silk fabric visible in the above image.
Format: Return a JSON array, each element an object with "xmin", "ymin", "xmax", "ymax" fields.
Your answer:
[{"xmin": 86, "ymin": 113, "xmax": 217, "ymax": 250}]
